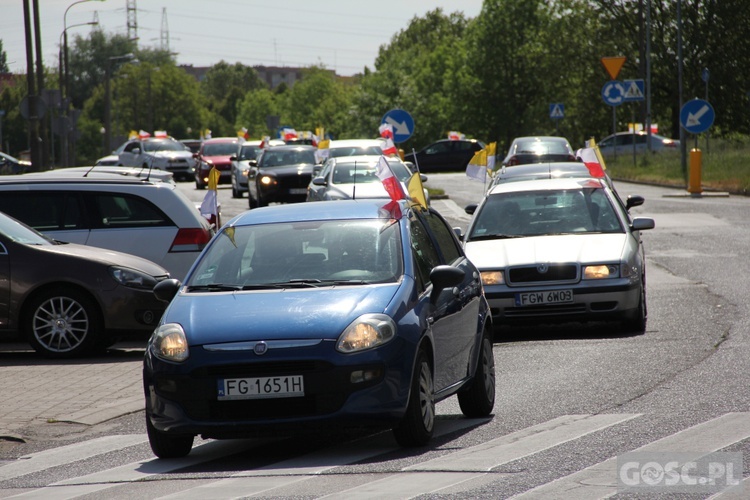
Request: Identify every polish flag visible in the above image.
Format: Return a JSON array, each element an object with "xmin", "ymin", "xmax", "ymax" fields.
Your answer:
[
  {"xmin": 381, "ymin": 137, "xmax": 398, "ymax": 156},
  {"xmin": 375, "ymin": 156, "xmax": 406, "ymax": 202},
  {"xmin": 576, "ymin": 147, "xmax": 606, "ymax": 178},
  {"xmin": 379, "ymin": 123, "xmax": 394, "ymax": 139}
]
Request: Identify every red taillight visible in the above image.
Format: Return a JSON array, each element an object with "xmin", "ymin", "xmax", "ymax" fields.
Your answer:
[
  {"xmin": 664, "ymin": 140, "xmax": 677, "ymax": 148},
  {"xmin": 170, "ymin": 227, "xmax": 211, "ymax": 253},
  {"xmin": 506, "ymin": 156, "xmax": 519, "ymax": 166}
]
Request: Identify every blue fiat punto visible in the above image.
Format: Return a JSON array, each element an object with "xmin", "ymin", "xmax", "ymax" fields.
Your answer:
[{"xmin": 143, "ymin": 199, "xmax": 494, "ymax": 458}]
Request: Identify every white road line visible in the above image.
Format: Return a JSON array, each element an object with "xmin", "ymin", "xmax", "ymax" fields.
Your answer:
[
  {"xmin": 154, "ymin": 418, "xmax": 487, "ymax": 500},
  {"xmin": 513, "ymin": 412, "xmax": 750, "ymax": 499},
  {"xmin": 321, "ymin": 414, "xmax": 641, "ymax": 500},
  {"xmin": 0, "ymin": 435, "xmax": 147, "ymax": 482}
]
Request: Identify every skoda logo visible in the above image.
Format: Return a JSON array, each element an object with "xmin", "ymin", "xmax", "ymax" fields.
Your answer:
[
  {"xmin": 253, "ymin": 341, "xmax": 268, "ymax": 355},
  {"xmin": 537, "ymin": 264, "xmax": 549, "ymax": 274}
]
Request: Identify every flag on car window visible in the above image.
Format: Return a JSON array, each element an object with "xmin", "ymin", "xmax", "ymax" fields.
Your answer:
[
  {"xmin": 466, "ymin": 148, "xmax": 488, "ymax": 182},
  {"xmin": 375, "ymin": 156, "xmax": 407, "ymax": 202},
  {"xmin": 407, "ymin": 172, "xmax": 428, "ymax": 208},
  {"xmin": 576, "ymin": 143, "xmax": 607, "ymax": 178},
  {"xmin": 199, "ymin": 167, "xmax": 221, "ymax": 227}
]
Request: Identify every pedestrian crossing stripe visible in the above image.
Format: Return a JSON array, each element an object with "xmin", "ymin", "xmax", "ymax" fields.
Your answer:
[{"xmin": 3, "ymin": 413, "xmax": 749, "ymax": 499}]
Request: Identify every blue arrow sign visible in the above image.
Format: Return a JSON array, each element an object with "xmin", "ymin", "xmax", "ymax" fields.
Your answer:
[
  {"xmin": 381, "ymin": 109, "xmax": 414, "ymax": 143},
  {"xmin": 622, "ymin": 79, "xmax": 645, "ymax": 102},
  {"xmin": 680, "ymin": 99, "xmax": 715, "ymax": 134},
  {"xmin": 601, "ymin": 81, "xmax": 625, "ymax": 107},
  {"xmin": 549, "ymin": 103, "xmax": 564, "ymax": 119}
]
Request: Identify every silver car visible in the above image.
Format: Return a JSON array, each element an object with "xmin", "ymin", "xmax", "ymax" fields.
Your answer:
[{"xmin": 463, "ymin": 177, "xmax": 654, "ymax": 332}]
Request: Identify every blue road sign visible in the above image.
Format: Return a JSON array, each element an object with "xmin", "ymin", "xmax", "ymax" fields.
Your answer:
[
  {"xmin": 381, "ymin": 109, "xmax": 414, "ymax": 143},
  {"xmin": 622, "ymin": 79, "xmax": 645, "ymax": 102},
  {"xmin": 549, "ymin": 103, "xmax": 564, "ymax": 119},
  {"xmin": 601, "ymin": 81, "xmax": 625, "ymax": 107},
  {"xmin": 680, "ymin": 99, "xmax": 715, "ymax": 134}
]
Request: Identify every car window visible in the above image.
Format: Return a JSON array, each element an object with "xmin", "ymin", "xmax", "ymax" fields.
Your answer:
[
  {"xmin": 261, "ymin": 150, "xmax": 316, "ymax": 166},
  {"xmin": 332, "ymin": 164, "xmax": 380, "ymax": 184},
  {"xmin": 203, "ymin": 142, "xmax": 239, "ymax": 156},
  {"xmin": 424, "ymin": 142, "xmax": 451, "ymax": 155},
  {"xmin": 91, "ymin": 193, "xmax": 173, "ymax": 229},
  {"xmin": 421, "ymin": 210, "xmax": 462, "ymax": 265},
  {"xmin": 123, "ymin": 142, "xmax": 140, "ymax": 153},
  {"xmin": 329, "ymin": 146, "xmax": 382, "ymax": 158},
  {"xmin": 409, "ymin": 216, "xmax": 441, "ymax": 288},
  {"xmin": 144, "ymin": 140, "xmax": 185, "ymax": 152},
  {"xmin": 189, "ymin": 219, "xmax": 403, "ymax": 286},
  {"xmin": 0, "ymin": 191, "xmax": 84, "ymax": 231},
  {"xmin": 615, "ymin": 135, "xmax": 633, "ymax": 146},
  {"xmin": 239, "ymin": 146, "xmax": 261, "ymax": 160}
]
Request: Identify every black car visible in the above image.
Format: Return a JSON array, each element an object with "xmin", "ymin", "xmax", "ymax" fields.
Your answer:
[
  {"xmin": 501, "ymin": 136, "xmax": 576, "ymax": 166},
  {"xmin": 404, "ymin": 139, "xmax": 485, "ymax": 172},
  {"xmin": 248, "ymin": 145, "xmax": 317, "ymax": 208},
  {"xmin": 0, "ymin": 152, "xmax": 30, "ymax": 175}
]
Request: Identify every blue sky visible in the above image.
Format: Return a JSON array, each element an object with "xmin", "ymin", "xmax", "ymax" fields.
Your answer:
[{"xmin": 1, "ymin": 0, "xmax": 484, "ymax": 76}]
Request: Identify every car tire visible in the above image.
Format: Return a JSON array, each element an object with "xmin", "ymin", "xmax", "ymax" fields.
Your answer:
[
  {"xmin": 146, "ymin": 413, "xmax": 194, "ymax": 458},
  {"xmin": 24, "ymin": 287, "xmax": 103, "ymax": 358},
  {"xmin": 458, "ymin": 328, "xmax": 495, "ymax": 418},
  {"xmin": 248, "ymin": 192, "xmax": 258, "ymax": 209},
  {"xmin": 623, "ymin": 280, "xmax": 647, "ymax": 333},
  {"xmin": 231, "ymin": 184, "xmax": 241, "ymax": 198},
  {"xmin": 195, "ymin": 180, "xmax": 205, "ymax": 190},
  {"xmin": 392, "ymin": 348, "xmax": 434, "ymax": 447}
]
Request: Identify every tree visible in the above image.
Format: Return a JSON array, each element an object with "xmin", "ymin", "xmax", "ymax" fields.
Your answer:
[
  {"xmin": 201, "ymin": 61, "xmax": 266, "ymax": 136},
  {"xmin": 236, "ymin": 87, "xmax": 278, "ymax": 138},
  {"xmin": 0, "ymin": 40, "xmax": 9, "ymax": 73}
]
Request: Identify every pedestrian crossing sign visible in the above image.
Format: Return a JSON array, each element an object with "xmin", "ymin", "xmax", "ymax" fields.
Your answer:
[
  {"xmin": 623, "ymin": 79, "xmax": 645, "ymax": 102},
  {"xmin": 549, "ymin": 103, "xmax": 564, "ymax": 119}
]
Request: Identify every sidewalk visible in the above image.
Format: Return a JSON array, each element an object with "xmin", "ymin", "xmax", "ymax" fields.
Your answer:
[{"xmin": 0, "ymin": 342, "xmax": 145, "ymax": 440}]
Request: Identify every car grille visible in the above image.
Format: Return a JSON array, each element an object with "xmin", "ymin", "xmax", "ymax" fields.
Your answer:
[
  {"xmin": 278, "ymin": 174, "xmax": 312, "ymax": 190},
  {"xmin": 507, "ymin": 264, "xmax": 579, "ymax": 285},
  {"xmin": 157, "ymin": 360, "xmax": 369, "ymax": 422},
  {"xmin": 504, "ymin": 303, "xmax": 587, "ymax": 318}
]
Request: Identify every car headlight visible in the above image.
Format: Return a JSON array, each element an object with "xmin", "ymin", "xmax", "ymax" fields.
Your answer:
[
  {"xmin": 336, "ymin": 314, "xmax": 396, "ymax": 353},
  {"xmin": 583, "ymin": 264, "xmax": 620, "ymax": 279},
  {"xmin": 260, "ymin": 175, "xmax": 276, "ymax": 186},
  {"xmin": 149, "ymin": 323, "xmax": 189, "ymax": 362},
  {"xmin": 480, "ymin": 270, "xmax": 504, "ymax": 285},
  {"xmin": 109, "ymin": 266, "xmax": 158, "ymax": 290}
]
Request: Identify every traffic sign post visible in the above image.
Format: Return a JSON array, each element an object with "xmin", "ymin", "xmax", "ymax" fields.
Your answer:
[
  {"xmin": 601, "ymin": 82, "xmax": 624, "ymax": 161},
  {"xmin": 680, "ymin": 98, "xmax": 715, "ymax": 196},
  {"xmin": 549, "ymin": 103, "xmax": 564, "ymax": 134},
  {"xmin": 381, "ymin": 109, "xmax": 414, "ymax": 144}
]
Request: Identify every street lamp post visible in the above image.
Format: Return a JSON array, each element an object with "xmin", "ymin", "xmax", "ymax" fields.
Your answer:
[
  {"xmin": 105, "ymin": 53, "xmax": 135, "ymax": 155},
  {"xmin": 63, "ymin": 0, "xmax": 104, "ymax": 165}
]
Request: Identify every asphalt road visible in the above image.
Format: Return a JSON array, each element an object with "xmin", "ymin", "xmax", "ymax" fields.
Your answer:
[{"xmin": 1, "ymin": 175, "xmax": 748, "ymax": 498}]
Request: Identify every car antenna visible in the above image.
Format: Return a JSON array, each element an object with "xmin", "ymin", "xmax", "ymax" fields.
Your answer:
[
  {"xmin": 411, "ymin": 148, "xmax": 421, "ymax": 173},
  {"xmin": 82, "ymin": 164, "xmax": 97, "ymax": 177},
  {"xmin": 352, "ymin": 161, "xmax": 357, "ymax": 200}
]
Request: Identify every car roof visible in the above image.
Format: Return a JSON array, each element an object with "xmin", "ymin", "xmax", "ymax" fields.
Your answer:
[
  {"xmin": 50, "ymin": 166, "xmax": 176, "ymax": 183},
  {"xmin": 202, "ymin": 137, "xmax": 241, "ymax": 143},
  {"xmin": 0, "ymin": 170, "xmax": 170, "ymax": 186},
  {"xmin": 494, "ymin": 161, "xmax": 591, "ymax": 179},
  {"xmin": 241, "ymin": 140, "xmax": 263, "ymax": 146},
  {"xmin": 264, "ymin": 144, "xmax": 316, "ymax": 151},
  {"xmin": 229, "ymin": 199, "xmax": 409, "ymax": 227},
  {"xmin": 510, "ymin": 136, "xmax": 571, "ymax": 144},
  {"xmin": 328, "ymin": 154, "xmax": 402, "ymax": 165},
  {"xmin": 487, "ymin": 176, "xmax": 606, "ymax": 195},
  {"xmin": 328, "ymin": 139, "xmax": 384, "ymax": 148}
]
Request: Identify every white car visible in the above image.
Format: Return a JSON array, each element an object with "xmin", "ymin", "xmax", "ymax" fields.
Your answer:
[
  {"xmin": 230, "ymin": 140, "xmax": 264, "ymax": 198},
  {"xmin": 307, "ymin": 155, "xmax": 430, "ymax": 205},
  {"xmin": 596, "ymin": 131, "xmax": 679, "ymax": 157},
  {"xmin": 463, "ymin": 177, "xmax": 654, "ymax": 332},
  {"xmin": 111, "ymin": 137, "xmax": 197, "ymax": 181},
  {"xmin": 0, "ymin": 171, "xmax": 214, "ymax": 280}
]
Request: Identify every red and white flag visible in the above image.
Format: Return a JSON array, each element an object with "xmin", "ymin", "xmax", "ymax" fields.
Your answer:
[
  {"xmin": 379, "ymin": 123, "xmax": 394, "ymax": 139},
  {"xmin": 375, "ymin": 156, "xmax": 406, "ymax": 202},
  {"xmin": 576, "ymin": 147, "xmax": 606, "ymax": 178},
  {"xmin": 381, "ymin": 137, "xmax": 398, "ymax": 156}
]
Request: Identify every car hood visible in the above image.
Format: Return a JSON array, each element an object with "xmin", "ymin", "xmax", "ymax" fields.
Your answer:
[
  {"xmin": 464, "ymin": 233, "xmax": 629, "ymax": 269},
  {"xmin": 166, "ymin": 283, "xmax": 400, "ymax": 345},
  {"xmin": 42, "ymin": 241, "xmax": 169, "ymax": 276},
  {"xmin": 260, "ymin": 164, "xmax": 314, "ymax": 176},
  {"xmin": 152, "ymin": 151, "xmax": 193, "ymax": 159}
]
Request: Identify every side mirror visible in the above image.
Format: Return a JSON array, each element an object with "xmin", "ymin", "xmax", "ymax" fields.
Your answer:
[
  {"xmin": 312, "ymin": 166, "xmax": 322, "ymax": 176},
  {"xmin": 249, "ymin": 159, "xmax": 258, "ymax": 167},
  {"xmin": 312, "ymin": 177, "xmax": 327, "ymax": 186},
  {"xmin": 626, "ymin": 195, "xmax": 645, "ymax": 210},
  {"xmin": 154, "ymin": 278, "xmax": 181, "ymax": 302},
  {"xmin": 430, "ymin": 265, "xmax": 465, "ymax": 303},
  {"xmin": 453, "ymin": 227, "xmax": 464, "ymax": 240},
  {"xmin": 229, "ymin": 155, "xmax": 237, "ymax": 161},
  {"xmin": 465, "ymin": 204, "xmax": 478, "ymax": 215},
  {"xmin": 420, "ymin": 174, "xmax": 428, "ymax": 182},
  {"xmin": 132, "ymin": 148, "xmax": 141, "ymax": 155},
  {"xmin": 631, "ymin": 217, "xmax": 655, "ymax": 231}
]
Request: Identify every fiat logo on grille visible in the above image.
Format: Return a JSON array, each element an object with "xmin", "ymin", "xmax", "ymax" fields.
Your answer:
[
  {"xmin": 537, "ymin": 264, "xmax": 549, "ymax": 274},
  {"xmin": 253, "ymin": 341, "xmax": 268, "ymax": 355}
]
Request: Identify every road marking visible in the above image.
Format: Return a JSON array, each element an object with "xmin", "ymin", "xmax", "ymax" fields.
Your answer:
[
  {"xmin": 0, "ymin": 435, "xmax": 147, "ymax": 482},
  {"xmin": 512, "ymin": 412, "xmax": 750, "ymax": 499},
  {"xmin": 321, "ymin": 414, "xmax": 640, "ymax": 499}
]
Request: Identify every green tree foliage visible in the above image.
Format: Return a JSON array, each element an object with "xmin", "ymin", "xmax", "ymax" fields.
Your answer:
[
  {"xmin": 236, "ymin": 87, "xmax": 277, "ymax": 138},
  {"xmin": 0, "ymin": 40, "xmax": 9, "ymax": 73},
  {"xmin": 201, "ymin": 61, "xmax": 266, "ymax": 136}
]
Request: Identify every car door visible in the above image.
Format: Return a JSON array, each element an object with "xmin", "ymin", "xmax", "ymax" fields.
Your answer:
[
  {"xmin": 118, "ymin": 141, "xmax": 142, "ymax": 167},
  {"xmin": 0, "ymin": 238, "xmax": 9, "ymax": 328},
  {"xmin": 410, "ymin": 209, "xmax": 480, "ymax": 393}
]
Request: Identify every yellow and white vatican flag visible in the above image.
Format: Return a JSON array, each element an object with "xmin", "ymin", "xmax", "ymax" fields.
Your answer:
[
  {"xmin": 466, "ymin": 148, "xmax": 488, "ymax": 182},
  {"xmin": 199, "ymin": 167, "xmax": 221, "ymax": 226},
  {"xmin": 315, "ymin": 139, "xmax": 331, "ymax": 163}
]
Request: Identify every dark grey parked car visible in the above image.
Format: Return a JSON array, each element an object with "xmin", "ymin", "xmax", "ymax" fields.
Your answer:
[{"xmin": 0, "ymin": 211, "xmax": 169, "ymax": 358}]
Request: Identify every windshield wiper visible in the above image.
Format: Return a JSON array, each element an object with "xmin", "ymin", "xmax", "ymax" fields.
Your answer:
[
  {"xmin": 241, "ymin": 279, "xmax": 322, "ymax": 290},
  {"xmin": 187, "ymin": 283, "xmax": 243, "ymax": 292},
  {"xmin": 469, "ymin": 233, "xmax": 523, "ymax": 241}
]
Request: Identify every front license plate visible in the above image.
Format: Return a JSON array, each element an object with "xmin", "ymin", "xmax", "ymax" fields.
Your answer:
[
  {"xmin": 288, "ymin": 188, "xmax": 308, "ymax": 195},
  {"xmin": 217, "ymin": 375, "xmax": 304, "ymax": 401},
  {"xmin": 515, "ymin": 289, "xmax": 573, "ymax": 307}
]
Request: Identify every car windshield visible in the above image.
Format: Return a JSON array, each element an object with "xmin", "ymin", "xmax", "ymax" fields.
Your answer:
[
  {"xmin": 260, "ymin": 149, "xmax": 316, "ymax": 167},
  {"xmin": 0, "ymin": 213, "xmax": 54, "ymax": 245},
  {"xmin": 468, "ymin": 187, "xmax": 623, "ymax": 240},
  {"xmin": 515, "ymin": 140, "xmax": 570, "ymax": 155},
  {"xmin": 143, "ymin": 140, "xmax": 188, "ymax": 152},
  {"xmin": 329, "ymin": 146, "xmax": 383, "ymax": 158},
  {"xmin": 203, "ymin": 143, "xmax": 238, "ymax": 156},
  {"xmin": 187, "ymin": 219, "xmax": 403, "ymax": 288},
  {"xmin": 239, "ymin": 146, "xmax": 261, "ymax": 160}
]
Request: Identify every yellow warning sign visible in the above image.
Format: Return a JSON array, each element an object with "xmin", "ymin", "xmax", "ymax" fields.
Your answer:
[{"xmin": 601, "ymin": 56, "xmax": 627, "ymax": 80}]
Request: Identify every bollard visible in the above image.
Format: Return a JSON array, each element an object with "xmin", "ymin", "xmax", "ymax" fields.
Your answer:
[{"xmin": 688, "ymin": 148, "xmax": 702, "ymax": 195}]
